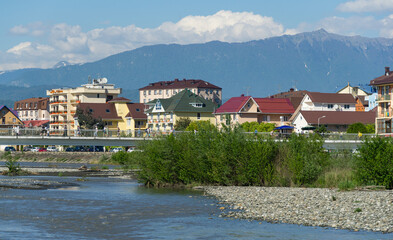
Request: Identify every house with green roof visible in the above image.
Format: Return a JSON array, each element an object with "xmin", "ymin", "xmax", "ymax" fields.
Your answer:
[{"xmin": 145, "ymin": 89, "xmax": 218, "ymax": 131}]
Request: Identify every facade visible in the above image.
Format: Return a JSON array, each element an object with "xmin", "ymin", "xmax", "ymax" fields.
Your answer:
[
  {"xmin": 291, "ymin": 110, "xmax": 376, "ymax": 133},
  {"xmin": 76, "ymin": 97, "xmax": 147, "ymax": 136},
  {"xmin": 144, "ymin": 89, "xmax": 217, "ymax": 132},
  {"xmin": 46, "ymin": 78, "xmax": 121, "ymax": 134},
  {"xmin": 369, "ymin": 67, "xmax": 393, "ymax": 134},
  {"xmin": 0, "ymin": 105, "xmax": 23, "ymax": 127},
  {"xmin": 139, "ymin": 79, "xmax": 222, "ymax": 105},
  {"xmin": 214, "ymin": 95, "xmax": 295, "ymax": 127},
  {"xmin": 337, "ymin": 83, "xmax": 370, "ymax": 97},
  {"xmin": 14, "ymin": 97, "xmax": 49, "ymax": 121},
  {"xmin": 296, "ymin": 92, "xmax": 357, "ymax": 112}
]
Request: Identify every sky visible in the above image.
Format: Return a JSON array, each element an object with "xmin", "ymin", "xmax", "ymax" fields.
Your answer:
[{"xmin": 2, "ymin": 0, "xmax": 393, "ymax": 71}]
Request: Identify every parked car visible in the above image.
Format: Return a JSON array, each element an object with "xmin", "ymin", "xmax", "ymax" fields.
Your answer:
[
  {"xmin": 65, "ymin": 147, "xmax": 74, "ymax": 152},
  {"xmin": 127, "ymin": 147, "xmax": 136, "ymax": 152},
  {"xmin": 4, "ymin": 146, "xmax": 16, "ymax": 152},
  {"xmin": 86, "ymin": 146, "xmax": 104, "ymax": 152},
  {"xmin": 110, "ymin": 147, "xmax": 123, "ymax": 153},
  {"xmin": 47, "ymin": 146, "xmax": 58, "ymax": 152},
  {"xmin": 31, "ymin": 147, "xmax": 40, "ymax": 152},
  {"xmin": 23, "ymin": 146, "xmax": 33, "ymax": 151},
  {"xmin": 38, "ymin": 147, "xmax": 47, "ymax": 152}
]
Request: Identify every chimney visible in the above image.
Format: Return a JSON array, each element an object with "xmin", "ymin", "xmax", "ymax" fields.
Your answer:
[
  {"xmin": 241, "ymin": 94, "xmax": 245, "ymax": 97},
  {"xmin": 174, "ymin": 78, "xmax": 179, "ymax": 82},
  {"xmin": 385, "ymin": 67, "xmax": 390, "ymax": 76},
  {"xmin": 290, "ymin": 88, "xmax": 294, "ymax": 92}
]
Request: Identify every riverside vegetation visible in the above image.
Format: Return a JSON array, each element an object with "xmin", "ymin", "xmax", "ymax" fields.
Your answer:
[{"xmin": 111, "ymin": 124, "xmax": 393, "ymax": 189}]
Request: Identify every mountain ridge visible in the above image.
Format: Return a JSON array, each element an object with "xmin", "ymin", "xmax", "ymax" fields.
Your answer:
[{"xmin": 1, "ymin": 29, "xmax": 393, "ymax": 105}]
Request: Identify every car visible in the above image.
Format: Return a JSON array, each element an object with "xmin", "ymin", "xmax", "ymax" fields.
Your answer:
[
  {"xmin": 110, "ymin": 147, "xmax": 123, "ymax": 153},
  {"xmin": 4, "ymin": 146, "xmax": 16, "ymax": 152},
  {"xmin": 38, "ymin": 147, "xmax": 47, "ymax": 152},
  {"xmin": 47, "ymin": 146, "xmax": 58, "ymax": 152},
  {"xmin": 31, "ymin": 147, "xmax": 41, "ymax": 152},
  {"xmin": 23, "ymin": 146, "xmax": 33, "ymax": 151},
  {"xmin": 65, "ymin": 147, "xmax": 74, "ymax": 152}
]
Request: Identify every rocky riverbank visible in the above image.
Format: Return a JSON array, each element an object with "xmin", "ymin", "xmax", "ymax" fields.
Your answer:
[{"xmin": 203, "ymin": 186, "xmax": 393, "ymax": 233}]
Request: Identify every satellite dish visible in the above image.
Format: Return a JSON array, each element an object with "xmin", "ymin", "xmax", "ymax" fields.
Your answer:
[{"xmin": 101, "ymin": 77, "xmax": 108, "ymax": 84}]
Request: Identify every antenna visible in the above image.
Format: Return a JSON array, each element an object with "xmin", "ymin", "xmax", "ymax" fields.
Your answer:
[
  {"xmin": 88, "ymin": 75, "xmax": 92, "ymax": 84},
  {"xmin": 244, "ymin": 86, "xmax": 250, "ymax": 96}
]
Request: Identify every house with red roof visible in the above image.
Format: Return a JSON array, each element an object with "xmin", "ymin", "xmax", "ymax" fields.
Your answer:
[
  {"xmin": 75, "ymin": 97, "xmax": 147, "ymax": 136},
  {"xmin": 139, "ymin": 79, "xmax": 222, "ymax": 105},
  {"xmin": 214, "ymin": 95, "xmax": 295, "ymax": 127},
  {"xmin": 291, "ymin": 91, "xmax": 375, "ymax": 132}
]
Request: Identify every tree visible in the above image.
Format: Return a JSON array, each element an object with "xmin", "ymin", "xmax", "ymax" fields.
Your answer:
[
  {"xmin": 174, "ymin": 117, "xmax": 191, "ymax": 131},
  {"xmin": 75, "ymin": 108, "xmax": 104, "ymax": 129},
  {"xmin": 347, "ymin": 122, "xmax": 368, "ymax": 133},
  {"xmin": 186, "ymin": 120, "xmax": 216, "ymax": 131}
]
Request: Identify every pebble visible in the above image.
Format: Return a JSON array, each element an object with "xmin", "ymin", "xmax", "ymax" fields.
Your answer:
[{"xmin": 202, "ymin": 186, "xmax": 393, "ymax": 233}]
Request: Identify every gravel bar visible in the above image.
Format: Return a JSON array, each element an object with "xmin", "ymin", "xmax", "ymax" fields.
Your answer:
[{"xmin": 203, "ymin": 186, "xmax": 393, "ymax": 233}]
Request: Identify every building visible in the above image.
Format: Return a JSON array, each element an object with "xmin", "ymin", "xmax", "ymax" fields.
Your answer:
[
  {"xmin": 144, "ymin": 89, "xmax": 217, "ymax": 132},
  {"xmin": 337, "ymin": 83, "xmax": 370, "ymax": 97},
  {"xmin": 14, "ymin": 97, "xmax": 49, "ymax": 121},
  {"xmin": 268, "ymin": 88, "xmax": 309, "ymax": 110},
  {"xmin": 369, "ymin": 67, "xmax": 393, "ymax": 134},
  {"xmin": 139, "ymin": 79, "xmax": 222, "ymax": 105},
  {"xmin": 214, "ymin": 95, "xmax": 295, "ymax": 127},
  {"xmin": 291, "ymin": 110, "xmax": 376, "ymax": 133},
  {"xmin": 296, "ymin": 92, "xmax": 357, "ymax": 112},
  {"xmin": 46, "ymin": 78, "xmax": 121, "ymax": 134},
  {"xmin": 0, "ymin": 105, "xmax": 23, "ymax": 128},
  {"xmin": 75, "ymin": 97, "xmax": 147, "ymax": 136}
]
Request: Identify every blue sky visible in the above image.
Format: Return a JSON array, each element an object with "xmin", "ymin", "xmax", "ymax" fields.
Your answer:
[{"xmin": 1, "ymin": 0, "xmax": 393, "ymax": 71}]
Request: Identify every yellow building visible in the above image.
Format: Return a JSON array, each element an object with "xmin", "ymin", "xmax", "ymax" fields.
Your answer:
[
  {"xmin": 0, "ymin": 105, "xmax": 23, "ymax": 127},
  {"xmin": 76, "ymin": 97, "xmax": 147, "ymax": 136},
  {"xmin": 144, "ymin": 89, "xmax": 217, "ymax": 132},
  {"xmin": 46, "ymin": 77, "xmax": 121, "ymax": 134}
]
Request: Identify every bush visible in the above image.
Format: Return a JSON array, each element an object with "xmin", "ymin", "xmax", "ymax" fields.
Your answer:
[
  {"xmin": 278, "ymin": 134, "xmax": 329, "ymax": 186},
  {"xmin": 355, "ymin": 137, "xmax": 393, "ymax": 189},
  {"xmin": 241, "ymin": 121, "xmax": 275, "ymax": 132}
]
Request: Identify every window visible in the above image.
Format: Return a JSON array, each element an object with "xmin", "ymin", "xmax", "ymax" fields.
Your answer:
[
  {"xmin": 220, "ymin": 115, "xmax": 223, "ymax": 121},
  {"xmin": 144, "ymin": 91, "xmax": 146, "ymax": 96},
  {"xmin": 233, "ymin": 114, "xmax": 237, "ymax": 121},
  {"xmin": 12, "ymin": 118, "xmax": 16, "ymax": 123},
  {"xmin": 262, "ymin": 115, "xmax": 270, "ymax": 122},
  {"xmin": 247, "ymin": 103, "xmax": 251, "ymax": 108},
  {"xmin": 154, "ymin": 90, "xmax": 157, "ymax": 95},
  {"xmin": 144, "ymin": 99, "xmax": 146, "ymax": 103},
  {"xmin": 170, "ymin": 113, "xmax": 173, "ymax": 120},
  {"xmin": 281, "ymin": 116, "xmax": 288, "ymax": 121},
  {"xmin": 16, "ymin": 103, "xmax": 19, "ymax": 109},
  {"xmin": 97, "ymin": 94, "xmax": 100, "ymax": 98},
  {"xmin": 166, "ymin": 90, "xmax": 169, "ymax": 95},
  {"xmin": 155, "ymin": 101, "xmax": 162, "ymax": 110},
  {"xmin": 148, "ymin": 90, "xmax": 151, "ymax": 95},
  {"xmin": 127, "ymin": 119, "xmax": 131, "ymax": 126},
  {"xmin": 344, "ymin": 105, "xmax": 350, "ymax": 109},
  {"xmin": 197, "ymin": 113, "xmax": 201, "ymax": 119},
  {"xmin": 327, "ymin": 104, "xmax": 333, "ymax": 109},
  {"xmin": 107, "ymin": 122, "xmax": 113, "ymax": 126},
  {"xmin": 106, "ymin": 109, "xmax": 110, "ymax": 113},
  {"xmin": 136, "ymin": 108, "xmax": 140, "ymax": 112},
  {"xmin": 159, "ymin": 90, "xmax": 162, "ymax": 95}
]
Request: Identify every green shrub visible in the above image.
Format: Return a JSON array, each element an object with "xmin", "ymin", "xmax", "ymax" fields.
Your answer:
[
  {"xmin": 279, "ymin": 134, "xmax": 329, "ymax": 186},
  {"xmin": 355, "ymin": 137, "xmax": 393, "ymax": 189}
]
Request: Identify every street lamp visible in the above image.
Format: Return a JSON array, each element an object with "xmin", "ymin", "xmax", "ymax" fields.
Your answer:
[{"xmin": 318, "ymin": 116, "xmax": 326, "ymax": 127}]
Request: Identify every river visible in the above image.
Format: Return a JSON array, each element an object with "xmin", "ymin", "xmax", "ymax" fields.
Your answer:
[{"xmin": 0, "ymin": 176, "xmax": 391, "ymax": 239}]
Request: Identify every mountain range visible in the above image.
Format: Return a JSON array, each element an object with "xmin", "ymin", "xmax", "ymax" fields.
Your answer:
[{"xmin": 1, "ymin": 29, "xmax": 393, "ymax": 106}]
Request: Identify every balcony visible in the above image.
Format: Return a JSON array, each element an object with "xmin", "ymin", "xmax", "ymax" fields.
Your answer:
[
  {"xmin": 50, "ymin": 111, "xmax": 68, "ymax": 115},
  {"xmin": 377, "ymin": 95, "xmax": 391, "ymax": 102},
  {"xmin": 70, "ymin": 100, "xmax": 81, "ymax": 104}
]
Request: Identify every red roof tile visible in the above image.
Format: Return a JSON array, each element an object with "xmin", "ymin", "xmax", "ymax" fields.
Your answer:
[
  {"xmin": 108, "ymin": 97, "xmax": 131, "ymax": 103},
  {"xmin": 125, "ymin": 103, "xmax": 147, "ymax": 119},
  {"xmin": 254, "ymin": 98, "xmax": 295, "ymax": 114},
  {"xmin": 139, "ymin": 79, "xmax": 221, "ymax": 90},
  {"xmin": 299, "ymin": 111, "xmax": 376, "ymax": 125},
  {"xmin": 23, "ymin": 120, "xmax": 49, "ymax": 127},
  {"xmin": 77, "ymin": 103, "xmax": 121, "ymax": 120},
  {"xmin": 215, "ymin": 96, "xmax": 251, "ymax": 113},
  {"xmin": 370, "ymin": 67, "xmax": 393, "ymax": 85}
]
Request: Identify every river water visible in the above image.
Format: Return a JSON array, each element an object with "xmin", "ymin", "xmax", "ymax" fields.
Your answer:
[{"xmin": 0, "ymin": 176, "xmax": 391, "ymax": 240}]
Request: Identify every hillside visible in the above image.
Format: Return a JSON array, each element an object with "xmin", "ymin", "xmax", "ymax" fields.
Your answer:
[{"xmin": 1, "ymin": 29, "xmax": 393, "ymax": 105}]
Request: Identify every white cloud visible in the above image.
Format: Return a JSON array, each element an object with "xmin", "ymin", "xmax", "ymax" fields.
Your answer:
[
  {"xmin": 337, "ymin": 0, "xmax": 393, "ymax": 13},
  {"xmin": 1, "ymin": 10, "xmax": 289, "ymax": 71}
]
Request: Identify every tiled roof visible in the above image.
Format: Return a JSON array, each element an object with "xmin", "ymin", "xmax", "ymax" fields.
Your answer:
[
  {"xmin": 125, "ymin": 103, "xmax": 147, "ymax": 119},
  {"xmin": 254, "ymin": 98, "xmax": 295, "ymax": 114},
  {"xmin": 77, "ymin": 103, "xmax": 121, "ymax": 120},
  {"xmin": 23, "ymin": 120, "xmax": 49, "ymax": 127},
  {"xmin": 139, "ymin": 79, "xmax": 222, "ymax": 90},
  {"xmin": 0, "ymin": 105, "xmax": 19, "ymax": 118},
  {"xmin": 370, "ymin": 68, "xmax": 393, "ymax": 85},
  {"xmin": 14, "ymin": 97, "xmax": 49, "ymax": 110},
  {"xmin": 306, "ymin": 92, "xmax": 356, "ymax": 104},
  {"xmin": 108, "ymin": 97, "xmax": 131, "ymax": 103},
  {"xmin": 214, "ymin": 96, "xmax": 251, "ymax": 113},
  {"xmin": 299, "ymin": 111, "xmax": 376, "ymax": 125},
  {"xmin": 145, "ymin": 89, "xmax": 217, "ymax": 114}
]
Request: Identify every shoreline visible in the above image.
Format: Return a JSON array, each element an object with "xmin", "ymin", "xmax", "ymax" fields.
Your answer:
[{"xmin": 202, "ymin": 186, "xmax": 393, "ymax": 233}]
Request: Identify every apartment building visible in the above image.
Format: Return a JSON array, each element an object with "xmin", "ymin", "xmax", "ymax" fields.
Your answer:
[
  {"xmin": 144, "ymin": 89, "xmax": 217, "ymax": 132},
  {"xmin": 14, "ymin": 97, "xmax": 49, "ymax": 121},
  {"xmin": 370, "ymin": 67, "xmax": 393, "ymax": 134},
  {"xmin": 46, "ymin": 78, "xmax": 121, "ymax": 134},
  {"xmin": 139, "ymin": 79, "xmax": 222, "ymax": 105}
]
